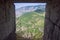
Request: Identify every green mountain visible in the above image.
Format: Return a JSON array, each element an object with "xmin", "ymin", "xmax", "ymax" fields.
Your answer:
[{"xmin": 16, "ymin": 12, "xmax": 45, "ymax": 40}]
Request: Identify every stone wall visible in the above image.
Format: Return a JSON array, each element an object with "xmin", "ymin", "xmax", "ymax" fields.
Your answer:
[
  {"xmin": 43, "ymin": 0, "xmax": 60, "ymax": 40},
  {"xmin": 0, "ymin": 1, "xmax": 16, "ymax": 40},
  {"xmin": 0, "ymin": 0, "xmax": 60, "ymax": 40}
]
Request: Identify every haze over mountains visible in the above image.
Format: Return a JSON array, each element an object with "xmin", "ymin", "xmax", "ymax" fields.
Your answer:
[{"xmin": 16, "ymin": 5, "xmax": 46, "ymax": 17}]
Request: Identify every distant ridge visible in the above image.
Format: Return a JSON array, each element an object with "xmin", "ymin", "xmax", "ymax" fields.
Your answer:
[{"xmin": 16, "ymin": 5, "xmax": 46, "ymax": 17}]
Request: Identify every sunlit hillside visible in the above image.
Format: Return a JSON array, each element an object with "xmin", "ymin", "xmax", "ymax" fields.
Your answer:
[{"xmin": 16, "ymin": 12, "xmax": 45, "ymax": 40}]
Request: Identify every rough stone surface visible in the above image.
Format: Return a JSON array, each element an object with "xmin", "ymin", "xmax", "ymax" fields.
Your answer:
[
  {"xmin": 43, "ymin": 0, "xmax": 60, "ymax": 40},
  {"xmin": 0, "ymin": 1, "xmax": 16, "ymax": 40},
  {"xmin": 0, "ymin": 0, "xmax": 60, "ymax": 40}
]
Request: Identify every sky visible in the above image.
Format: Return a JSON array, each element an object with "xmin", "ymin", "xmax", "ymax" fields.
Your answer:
[{"xmin": 14, "ymin": 3, "xmax": 46, "ymax": 9}]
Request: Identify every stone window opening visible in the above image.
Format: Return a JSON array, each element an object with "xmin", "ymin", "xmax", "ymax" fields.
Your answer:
[{"xmin": 14, "ymin": 3, "xmax": 46, "ymax": 40}]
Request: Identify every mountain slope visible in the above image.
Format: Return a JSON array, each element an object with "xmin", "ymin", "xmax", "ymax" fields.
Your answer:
[{"xmin": 16, "ymin": 12, "xmax": 45, "ymax": 40}]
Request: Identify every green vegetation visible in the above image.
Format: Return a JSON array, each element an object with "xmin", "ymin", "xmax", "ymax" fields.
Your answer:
[{"xmin": 16, "ymin": 12, "xmax": 45, "ymax": 40}]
